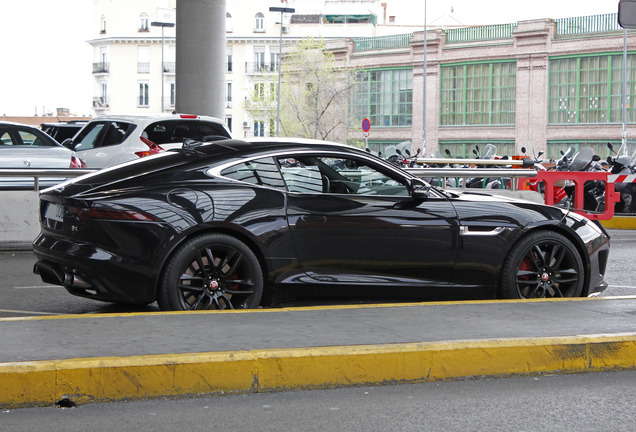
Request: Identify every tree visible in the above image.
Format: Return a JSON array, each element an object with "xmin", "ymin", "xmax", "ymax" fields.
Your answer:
[
  {"xmin": 243, "ymin": 37, "xmax": 358, "ymax": 142},
  {"xmin": 279, "ymin": 38, "xmax": 358, "ymax": 142}
]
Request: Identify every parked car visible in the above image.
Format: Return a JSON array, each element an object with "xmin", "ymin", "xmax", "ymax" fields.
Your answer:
[
  {"xmin": 40, "ymin": 121, "xmax": 88, "ymax": 143},
  {"xmin": 0, "ymin": 121, "xmax": 87, "ymax": 189},
  {"xmin": 33, "ymin": 138, "xmax": 610, "ymax": 310},
  {"xmin": 61, "ymin": 113, "xmax": 232, "ymax": 168}
]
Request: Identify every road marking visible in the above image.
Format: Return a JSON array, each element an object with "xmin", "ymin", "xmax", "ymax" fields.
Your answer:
[
  {"xmin": 0, "ymin": 309, "xmax": 63, "ymax": 316},
  {"xmin": 12, "ymin": 285, "xmax": 58, "ymax": 289},
  {"xmin": 608, "ymin": 285, "xmax": 636, "ymax": 289}
]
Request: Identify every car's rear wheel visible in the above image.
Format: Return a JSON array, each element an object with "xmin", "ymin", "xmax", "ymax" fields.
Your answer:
[
  {"xmin": 158, "ymin": 234, "xmax": 263, "ymax": 311},
  {"xmin": 499, "ymin": 230, "xmax": 584, "ymax": 299}
]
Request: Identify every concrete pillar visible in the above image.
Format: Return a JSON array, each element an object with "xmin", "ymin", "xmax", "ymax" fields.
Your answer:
[{"xmin": 176, "ymin": 0, "xmax": 226, "ymax": 118}]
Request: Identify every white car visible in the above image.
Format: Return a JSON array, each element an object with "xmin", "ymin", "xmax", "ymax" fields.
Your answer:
[
  {"xmin": 63, "ymin": 113, "xmax": 232, "ymax": 168},
  {"xmin": 0, "ymin": 121, "xmax": 87, "ymax": 189}
]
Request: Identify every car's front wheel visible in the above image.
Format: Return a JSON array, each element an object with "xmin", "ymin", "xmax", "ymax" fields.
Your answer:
[
  {"xmin": 499, "ymin": 230, "xmax": 584, "ymax": 299},
  {"xmin": 158, "ymin": 234, "xmax": 263, "ymax": 311}
]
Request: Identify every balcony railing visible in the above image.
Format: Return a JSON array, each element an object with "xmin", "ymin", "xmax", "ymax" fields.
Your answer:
[
  {"xmin": 445, "ymin": 23, "xmax": 515, "ymax": 43},
  {"xmin": 92, "ymin": 62, "xmax": 110, "ymax": 74},
  {"xmin": 138, "ymin": 62, "xmax": 150, "ymax": 74},
  {"xmin": 92, "ymin": 97, "xmax": 109, "ymax": 109},
  {"xmin": 353, "ymin": 33, "xmax": 412, "ymax": 52},
  {"xmin": 555, "ymin": 13, "xmax": 622, "ymax": 36},
  {"xmin": 163, "ymin": 62, "xmax": 176, "ymax": 73},
  {"xmin": 245, "ymin": 62, "xmax": 278, "ymax": 74}
]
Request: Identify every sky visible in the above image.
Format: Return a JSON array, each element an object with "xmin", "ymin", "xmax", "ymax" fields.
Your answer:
[{"xmin": 0, "ymin": 0, "xmax": 618, "ymax": 117}]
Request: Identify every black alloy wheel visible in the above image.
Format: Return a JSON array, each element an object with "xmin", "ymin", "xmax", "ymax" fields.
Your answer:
[
  {"xmin": 499, "ymin": 230, "xmax": 584, "ymax": 299},
  {"xmin": 158, "ymin": 234, "xmax": 263, "ymax": 311}
]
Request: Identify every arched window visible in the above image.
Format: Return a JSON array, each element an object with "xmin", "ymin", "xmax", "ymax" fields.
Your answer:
[
  {"xmin": 255, "ymin": 13, "xmax": 264, "ymax": 31},
  {"xmin": 226, "ymin": 12, "xmax": 233, "ymax": 32},
  {"xmin": 139, "ymin": 13, "xmax": 149, "ymax": 31}
]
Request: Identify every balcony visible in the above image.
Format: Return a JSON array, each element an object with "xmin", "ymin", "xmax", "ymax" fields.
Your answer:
[
  {"xmin": 163, "ymin": 62, "xmax": 176, "ymax": 74},
  {"xmin": 92, "ymin": 62, "xmax": 110, "ymax": 74},
  {"xmin": 245, "ymin": 62, "xmax": 278, "ymax": 74},
  {"xmin": 138, "ymin": 62, "xmax": 150, "ymax": 74},
  {"xmin": 92, "ymin": 97, "xmax": 109, "ymax": 110}
]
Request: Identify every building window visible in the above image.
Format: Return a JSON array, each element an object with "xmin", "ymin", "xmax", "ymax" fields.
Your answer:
[
  {"xmin": 100, "ymin": 15, "xmax": 107, "ymax": 33},
  {"xmin": 438, "ymin": 140, "xmax": 515, "ymax": 159},
  {"xmin": 254, "ymin": 49, "xmax": 265, "ymax": 72},
  {"xmin": 139, "ymin": 13, "xmax": 149, "ymax": 31},
  {"xmin": 169, "ymin": 82, "xmax": 176, "ymax": 107},
  {"xmin": 226, "ymin": 82, "xmax": 233, "ymax": 107},
  {"xmin": 351, "ymin": 68, "xmax": 413, "ymax": 127},
  {"xmin": 255, "ymin": 13, "xmax": 264, "ymax": 31},
  {"xmin": 226, "ymin": 12, "xmax": 233, "ymax": 32},
  {"xmin": 546, "ymin": 139, "xmax": 619, "ymax": 160},
  {"xmin": 137, "ymin": 46, "xmax": 150, "ymax": 73},
  {"xmin": 254, "ymin": 82, "xmax": 265, "ymax": 99},
  {"xmin": 138, "ymin": 82, "xmax": 149, "ymax": 107},
  {"xmin": 226, "ymin": 117, "xmax": 232, "ymax": 132},
  {"xmin": 440, "ymin": 61, "xmax": 516, "ymax": 126},
  {"xmin": 226, "ymin": 47, "xmax": 233, "ymax": 72},
  {"xmin": 548, "ymin": 54, "xmax": 636, "ymax": 124},
  {"xmin": 254, "ymin": 120, "xmax": 265, "ymax": 137}
]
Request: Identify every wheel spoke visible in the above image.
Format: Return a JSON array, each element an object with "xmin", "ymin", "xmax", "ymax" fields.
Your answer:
[
  {"xmin": 221, "ymin": 250, "xmax": 242, "ymax": 277},
  {"xmin": 530, "ymin": 245, "xmax": 545, "ymax": 268},
  {"xmin": 194, "ymin": 252, "xmax": 210, "ymax": 279},
  {"xmin": 553, "ymin": 269, "xmax": 579, "ymax": 284},
  {"xmin": 549, "ymin": 244, "xmax": 566, "ymax": 269},
  {"xmin": 204, "ymin": 247, "xmax": 217, "ymax": 272}
]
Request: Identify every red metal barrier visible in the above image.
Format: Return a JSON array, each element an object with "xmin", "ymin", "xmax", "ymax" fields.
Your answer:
[{"xmin": 518, "ymin": 171, "xmax": 621, "ymax": 220}]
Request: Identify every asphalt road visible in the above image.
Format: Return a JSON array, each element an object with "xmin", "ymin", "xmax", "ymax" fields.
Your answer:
[
  {"xmin": 2, "ymin": 371, "xmax": 635, "ymax": 431},
  {"xmin": 1, "ymin": 229, "xmax": 634, "ymax": 318}
]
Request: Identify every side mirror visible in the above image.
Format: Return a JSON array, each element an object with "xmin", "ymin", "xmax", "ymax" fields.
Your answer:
[
  {"xmin": 412, "ymin": 179, "xmax": 430, "ymax": 200},
  {"xmin": 521, "ymin": 146, "xmax": 527, "ymax": 154},
  {"xmin": 444, "ymin": 148, "xmax": 451, "ymax": 157},
  {"xmin": 592, "ymin": 154, "xmax": 601, "ymax": 162},
  {"xmin": 61, "ymin": 138, "xmax": 74, "ymax": 150}
]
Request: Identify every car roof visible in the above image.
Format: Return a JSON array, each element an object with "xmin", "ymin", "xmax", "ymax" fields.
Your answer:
[
  {"xmin": 90, "ymin": 113, "xmax": 226, "ymax": 124},
  {"xmin": 0, "ymin": 121, "xmax": 40, "ymax": 129}
]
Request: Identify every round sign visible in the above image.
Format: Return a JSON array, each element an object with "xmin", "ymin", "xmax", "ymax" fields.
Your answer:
[{"xmin": 362, "ymin": 118, "xmax": 371, "ymax": 132}]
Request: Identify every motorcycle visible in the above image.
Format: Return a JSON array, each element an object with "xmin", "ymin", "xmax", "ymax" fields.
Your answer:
[{"xmin": 605, "ymin": 141, "xmax": 636, "ymax": 213}]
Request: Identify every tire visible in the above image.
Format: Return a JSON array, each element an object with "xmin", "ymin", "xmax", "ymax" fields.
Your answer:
[
  {"xmin": 499, "ymin": 230, "xmax": 584, "ymax": 299},
  {"xmin": 158, "ymin": 234, "xmax": 263, "ymax": 311}
]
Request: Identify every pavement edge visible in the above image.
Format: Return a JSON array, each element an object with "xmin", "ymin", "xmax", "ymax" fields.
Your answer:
[{"xmin": 2, "ymin": 333, "xmax": 636, "ymax": 409}]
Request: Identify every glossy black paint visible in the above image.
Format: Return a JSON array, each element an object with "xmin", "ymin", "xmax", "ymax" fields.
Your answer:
[{"xmin": 32, "ymin": 139, "xmax": 610, "ymax": 307}]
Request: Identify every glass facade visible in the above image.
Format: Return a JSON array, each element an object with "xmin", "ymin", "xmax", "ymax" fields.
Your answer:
[
  {"xmin": 351, "ymin": 68, "xmax": 413, "ymax": 128},
  {"xmin": 440, "ymin": 61, "xmax": 516, "ymax": 126}
]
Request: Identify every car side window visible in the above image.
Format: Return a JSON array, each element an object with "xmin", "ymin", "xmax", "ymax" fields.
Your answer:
[
  {"xmin": 220, "ymin": 157, "xmax": 286, "ymax": 189},
  {"xmin": 17, "ymin": 129, "xmax": 55, "ymax": 147},
  {"xmin": 0, "ymin": 131, "xmax": 14, "ymax": 145},
  {"xmin": 74, "ymin": 122, "xmax": 107, "ymax": 151},
  {"xmin": 277, "ymin": 155, "xmax": 409, "ymax": 196},
  {"xmin": 101, "ymin": 122, "xmax": 135, "ymax": 148}
]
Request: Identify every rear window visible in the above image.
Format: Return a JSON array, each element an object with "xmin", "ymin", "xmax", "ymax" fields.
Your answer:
[{"xmin": 144, "ymin": 120, "xmax": 230, "ymax": 144}]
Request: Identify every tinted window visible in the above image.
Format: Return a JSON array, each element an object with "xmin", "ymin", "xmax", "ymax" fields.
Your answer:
[
  {"xmin": 73, "ymin": 122, "xmax": 107, "ymax": 151},
  {"xmin": 220, "ymin": 157, "xmax": 285, "ymax": 188},
  {"xmin": 144, "ymin": 120, "xmax": 230, "ymax": 145},
  {"xmin": 101, "ymin": 122, "xmax": 136, "ymax": 148},
  {"xmin": 277, "ymin": 155, "xmax": 408, "ymax": 196}
]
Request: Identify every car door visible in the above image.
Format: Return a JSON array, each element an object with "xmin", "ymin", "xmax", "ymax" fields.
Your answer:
[{"xmin": 279, "ymin": 153, "xmax": 459, "ymax": 286}]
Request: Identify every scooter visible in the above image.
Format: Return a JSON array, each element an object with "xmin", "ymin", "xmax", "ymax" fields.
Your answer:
[{"xmin": 605, "ymin": 141, "xmax": 636, "ymax": 213}]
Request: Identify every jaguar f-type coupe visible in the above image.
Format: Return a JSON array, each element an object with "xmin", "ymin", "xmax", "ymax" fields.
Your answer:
[{"xmin": 33, "ymin": 138, "xmax": 610, "ymax": 310}]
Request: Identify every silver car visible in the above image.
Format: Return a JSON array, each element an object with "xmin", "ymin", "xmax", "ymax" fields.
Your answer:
[{"xmin": 0, "ymin": 121, "xmax": 86, "ymax": 189}]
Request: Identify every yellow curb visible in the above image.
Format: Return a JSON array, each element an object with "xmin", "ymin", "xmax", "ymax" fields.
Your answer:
[
  {"xmin": 601, "ymin": 216, "xmax": 636, "ymax": 229},
  {"xmin": 2, "ymin": 333, "xmax": 636, "ymax": 409}
]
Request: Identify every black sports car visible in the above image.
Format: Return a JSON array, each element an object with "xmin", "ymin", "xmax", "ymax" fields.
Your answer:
[{"xmin": 33, "ymin": 138, "xmax": 610, "ymax": 310}]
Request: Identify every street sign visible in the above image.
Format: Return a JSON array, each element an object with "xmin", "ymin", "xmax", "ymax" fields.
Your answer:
[{"xmin": 362, "ymin": 118, "xmax": 371, "ymax": 133}]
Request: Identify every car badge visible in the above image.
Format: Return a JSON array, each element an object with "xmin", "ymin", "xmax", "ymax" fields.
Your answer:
[{"xmin": 23, "ymin": 160, "xmax": 31, "ymax": 168}]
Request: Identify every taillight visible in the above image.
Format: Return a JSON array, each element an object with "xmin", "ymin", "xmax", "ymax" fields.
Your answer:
[
  {"xmin": 179, "ymin": 114, "xmax": 198, "ymax": 119},
  {"xmin": 69, "ymin": 204, "xmax": 161, "ymax": 222},
  {"xmin": 135, "ymin": 136, "xmax": 165, "ymax": 158},
  {"xmin": 70, "ymin": 156, "xmax": 87, "ymax": 168}
]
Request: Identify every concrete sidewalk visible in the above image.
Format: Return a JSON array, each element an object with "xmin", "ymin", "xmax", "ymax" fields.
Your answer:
[{"xmin": 2, "ymin": 297, "xmax": 636, "ymax": 408}]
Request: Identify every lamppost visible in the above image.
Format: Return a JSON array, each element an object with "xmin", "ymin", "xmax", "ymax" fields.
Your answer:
[
  {"xmin": 151, "ymin": 21, "xmax": 175, "ymax": 113},
  {"xmin": 269, "ymin": 6, "xmax": 295, "ymax": 136}
]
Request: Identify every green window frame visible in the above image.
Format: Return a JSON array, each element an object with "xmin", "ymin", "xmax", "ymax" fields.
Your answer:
[
  {"xmin": 350, "ymin": 68, "xmax": 413, "ymax": 128},
  {"xmin": 440, "ymin": 61, "xmax": 516, "ymax": 126},
  {"xmin": 546, "ymin": 139, "xmax": 620, "ymax": 161},
  {"xmin": 437, "ymin": 140, "xmax": 516, "ymax": 159},
  {"xmin": 548, "ymin": 53, "xmax": 636, "ymax": 124}
]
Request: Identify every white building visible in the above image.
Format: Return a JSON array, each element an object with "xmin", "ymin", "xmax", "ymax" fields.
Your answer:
[{"xmin": 88, "ymin": 0, "xmax": 421, "ymax": 137}]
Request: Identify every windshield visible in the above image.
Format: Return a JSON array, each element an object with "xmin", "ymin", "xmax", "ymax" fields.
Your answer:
[
  {"xmin": 569, "ymin": 147, "xmax": 594, "ymax": 171},
  {"xmin": 482, "ymin": 144, "xmax": 497, "ymax": 159},
  {"xmin": 616, "ymin": 139, "xmax": 636, "ymax": 162}
]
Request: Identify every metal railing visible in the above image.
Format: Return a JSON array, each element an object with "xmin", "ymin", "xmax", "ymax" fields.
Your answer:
[
  {"xmin": 555, "ymin": 13, "xmax": 621, "ymax": 36},
  {"xmin": 0, "ymin": 169, "xmax": 96, "ymax": 191},
  {"xmin": 445, "ymin": 23, "xmax": 515, "ymax": 43},
  {"xmin": 353, "ymin": 33, "xmax": 413, "ymax": 52}
]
